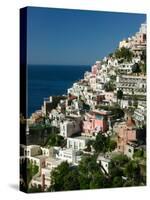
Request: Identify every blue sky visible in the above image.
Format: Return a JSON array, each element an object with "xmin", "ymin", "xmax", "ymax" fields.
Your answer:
[{"xmin": 27, "ymin": 7, "xmax": 146, "ymax": 65}]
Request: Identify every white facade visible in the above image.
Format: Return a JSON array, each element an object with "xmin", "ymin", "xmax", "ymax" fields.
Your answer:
[
  {"xmin": 31, "ymin": 157, "xmax": 63, "ymax": 190},
  {"xmin": 124, "ymin": 144, "xmax": 135, "ymax": 159},
  {"xmin": 116, "ymin": 75, "xmax": 146, "ymax": 96},
  {"xmin": 139, "ymin": 23, "xmax": 146, "ymax": 34},
  {"xmin": 117, "ymin": 63, "xmax": 133, "ymax": 75},
  {"xmin": 41, "ymin": 96, "xmax": 53, "ymax": 115},
  {"xmin": 56, "ymin": 148, "xmax": 82, "ymax": 165},
  {"xmin": 67, "ymin": 136, "xmax": 89, "ymax": 150},
  {"xmin": 24, "ymin": 145, "xmax": 41, "ymax": 157},
  {"xmin": 97, "ymin": 154, "xmax": 111, "ymax": 174},
  {"xmin": 20, "ymin": 145, "xmax": 51, "ymax": 168},
  {"xmin": 49, "ymin": 109, "xmax": 65, "ymax": 127},
  {"xmin": 107, "ymin": 58, "xmax": 118, "ymax": 67},
  {"xmin": 60, "ymin": 118, "xmax": 81, "ymax": 138},
  {"xmin": 134, "ymin": 102, "xmax": 146, "ymax": 123}
]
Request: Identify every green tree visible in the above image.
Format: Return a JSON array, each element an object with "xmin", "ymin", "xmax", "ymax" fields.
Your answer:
[
  {"xmin": 112, "ymin": 154, "xmax": 129, "ymax": 167},
  {"xmin": 89, "ymin": 172, "xmax": 106, "ymax": 189},
  {"xmin": 109, "ymin": 140, "xmax": 117, "ymax": 152},
  {"xmin": 93, "ymin": 134, "xmax": 108, "ymax": 153},
  {"xmin": 79, "ymin": 175, "xmax": 91, "ymax": 189},
  {"xmin": 28, "ymin": 185, "xmax": 42, "ymax": 193},
  {"xmin": 112, "ymin": 176, "xmax": 123, "ymax": 187},
  {"xmin": 115, "ymin": 47, "xmax": 133, "ymax": 62},
  {"xmin": 124, "ymin": 160, "xmax": 141, "ymax": 182},
  {"xmin": 142, "ymin": 64, "xmax": 146, "ymax": 74},
  {"xmin": 26, "ymin": 161, "xmax": 39, "ymax": 185},
  {"xmin": 141, "ymin": 49, "xmax": 146, "ymax": 64},
  {"xmin": 132, "ymin": 63, "xmax": 141, "ymax": 74},
  {"xmin": 85, "ymin": 140, "xmax": 94, "ymax": 152},
  {"xmin": 104, "ymin": 81, "xmax": 115, "ymax": 92},
  {"xmin": 132, "ymin": 95, "xmax": 138, "ymax": 108},
  {"xmin": 109, "ymin": 154, "xmax": 129, "ymax": 178},
  {"xmin": 50, "ymin": 161, "xmax": 70, "ymax": 191},
  {"xmin": 47, "ymin": 133, "xmax": 65, "ymax": 147},
  {"xmin": 133, "ymin": 149, "xmax": 144, "ymax": 158},
  {"xmin": 117, "ymin": 90, "xmax": 123, "ymax": 103},
  {"xmin": 123, "ymin": 179, "xmax": 134, "ymax": 187},
  {"xmin": 109, "ymin": 161, "xmax": 123, "ymax": 177},
  {"xmin": 63, "ymin": 168, "xmax": 80, "ymax": 191},
  {"xmin": 78, "ymin": 155, "xmax": 100, "ymax": 189}
]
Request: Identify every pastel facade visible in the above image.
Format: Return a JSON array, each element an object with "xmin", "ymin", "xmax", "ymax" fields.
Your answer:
[
  {"xmin": 119, "ymin": 23, "xmax": 146, "ymax": 51},
  {"xmin": 91, "ymin": 64, "xmax": 98, "ymax": 75},
  {"xmin": 82, "ymin": 110, "xmax": 111, "ymax": 136},
  {"xmin": 30, "ymin": 110, "xmax": 43, "ymax": 124},
  {"xmin": 116, "ymin": 117, "xmax": 137, "ymax": 153},
  {"xmin": 89, "ymin": 76, "xmax": 97, "ymax": 91}
]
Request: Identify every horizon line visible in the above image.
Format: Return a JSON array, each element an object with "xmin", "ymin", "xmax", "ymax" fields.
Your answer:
[{"xmin": 27, "ymin": 64, "xmax": 92, "ymax": 66}]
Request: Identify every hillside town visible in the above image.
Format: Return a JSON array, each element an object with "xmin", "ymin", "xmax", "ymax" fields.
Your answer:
[{"xmin": 20, "ymin": 22, "xmax": 147, "ymax": 192}]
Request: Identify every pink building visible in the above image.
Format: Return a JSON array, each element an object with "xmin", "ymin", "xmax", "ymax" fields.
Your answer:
[
  {"xmin": 82, "ymin": 110, "xmax": 111, "ymax": 136},
  {"xmin": 116, "ymin": 116, "xmax": 137, "ymax": 153},
  {"xmin": 91, "ymin": 65, "xmax": 98, "ymax": 75}
]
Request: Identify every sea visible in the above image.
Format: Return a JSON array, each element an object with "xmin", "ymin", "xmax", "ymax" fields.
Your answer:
[{"xmin": 28, "ymin": 65, "xmax": 91, "ymax": 117}]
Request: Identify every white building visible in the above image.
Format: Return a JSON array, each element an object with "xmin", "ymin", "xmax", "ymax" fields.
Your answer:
[
  {"xmin": 49, "ymin": 109, "xmax": 65, "ymax": 127},
  {"xmin": 124, "ymin": 143, "xmax": 136, "ymax": 159},
  {"xmin": 20, "ymin": 145, "xmax": 47, "ymax": 168},
  {"xmin": 116, "ymin": 75, "xmax": 146, "ymax": 96},
  {"xmin": 59, "ymin": 117, "xmax": 81, "ymax": 138},
  {"xmin": 97, "ymin": 154, "xmax": 111, "ymax": 174},
  {"xmin": 107, "ymin": 58, "xmax": 118, "ymax": 67},
  {"xmin": 41, "ymin": 96, "xmax": 53, "ymax": 115},
  {"xmin": 117, "ymin": 62, "xmax": 133, "ymax": 75},
  {"xmin": 134, "ymin": 102, "xmax": 146, "ymax": 123},
  {"xmin": 31, "ymin": 157, "xmax": 63, "ymax": 190},
  {"xmin": 22, "ymin": 145, "xmax": 41, "ymax": 157},
  {"xmin": 89, "ymin": 76, "xmax": 97, "ymax": 91},
  {"xmin": 56, "ymin": 148, "xmax": 82, "ymax": 165},
  {"xmin": 67, "ymin": 136, "xmax": 89, "ymax": 150}
]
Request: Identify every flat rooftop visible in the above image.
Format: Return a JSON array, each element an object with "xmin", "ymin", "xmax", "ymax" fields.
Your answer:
[
  {"xmin": 34, "ymin": 155, "xmax": 48, "ymax": 159},
  {"xmin": 68, "ymin": 135, "xmax": 90, "ymax": 141}
]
